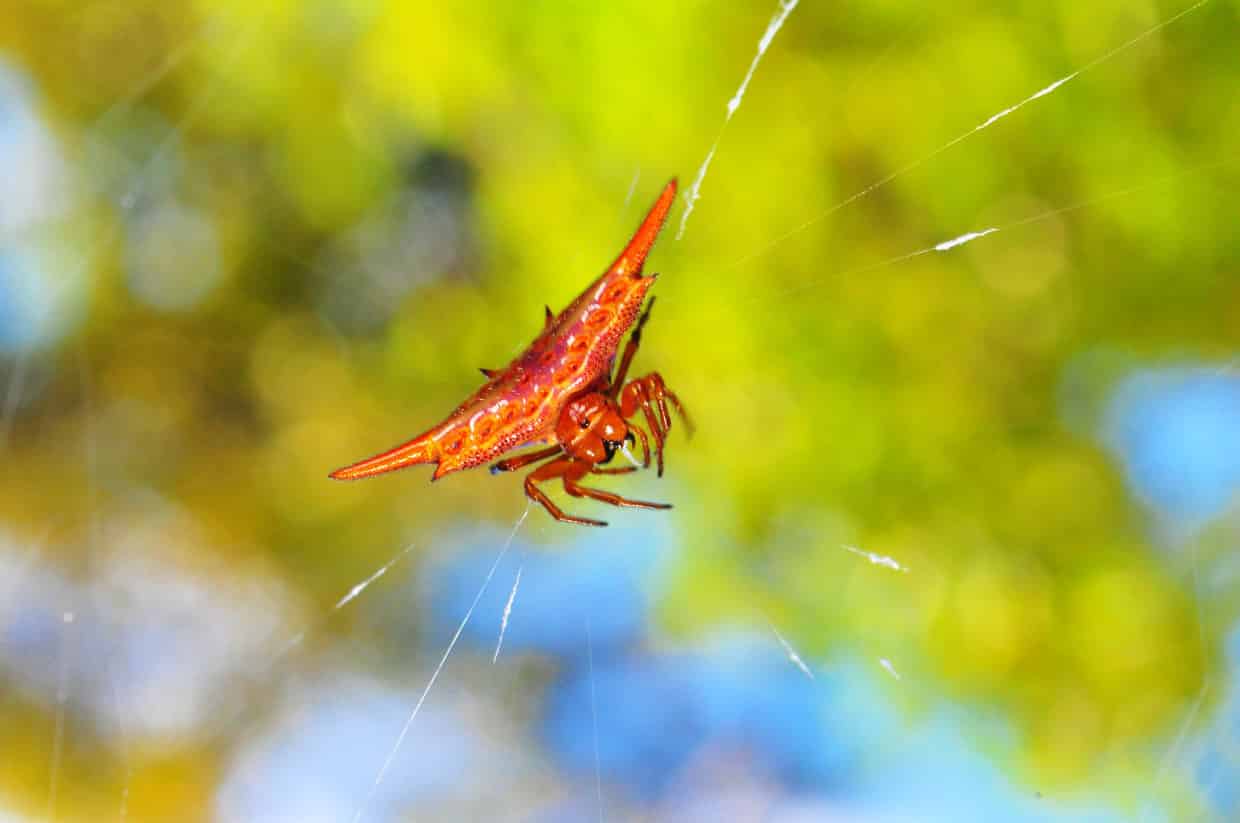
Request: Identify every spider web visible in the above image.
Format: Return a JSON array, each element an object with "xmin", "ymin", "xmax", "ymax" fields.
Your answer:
[{"xmin": 0, "ymin": 0, "xmax": 1237, "ymax": 821}]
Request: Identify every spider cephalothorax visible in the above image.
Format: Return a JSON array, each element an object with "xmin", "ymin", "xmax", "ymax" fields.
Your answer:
[{"xmin": 556, "ymin": 391, "xmax": 630, "ymax": 465}]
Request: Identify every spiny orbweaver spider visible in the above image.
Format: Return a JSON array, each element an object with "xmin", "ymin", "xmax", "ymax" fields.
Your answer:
[{"xmin": 330, "ymin": 179, "xmax": 691, "ymax": 526}]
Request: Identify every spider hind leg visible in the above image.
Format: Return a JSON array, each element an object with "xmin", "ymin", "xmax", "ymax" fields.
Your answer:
[
  {"xmin": 563, "ymin": 461, "xmax": 671, "ymax": 511},
  {"xmin": 521, "ymin": 454, "xmax": 673, "ymax": 527},
  {"xmin": 524, "ymin": 457, "xmax": 608, "ymax": 527}
]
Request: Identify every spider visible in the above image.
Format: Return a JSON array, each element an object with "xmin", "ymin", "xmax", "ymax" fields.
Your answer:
[{"xmin": 330, "ymin": 179, "xmax": 691, "ymax": 526}]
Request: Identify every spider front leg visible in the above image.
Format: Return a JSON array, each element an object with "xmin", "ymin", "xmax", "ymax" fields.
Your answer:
[{"xmin": 620, "ymin": 372, "xmax": 692, "ymax": 477}]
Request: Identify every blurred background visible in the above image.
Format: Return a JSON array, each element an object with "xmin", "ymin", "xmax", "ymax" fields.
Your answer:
[{"xmin": 2, "ymin": 0, "xmax": 1240, "ymax": 820}]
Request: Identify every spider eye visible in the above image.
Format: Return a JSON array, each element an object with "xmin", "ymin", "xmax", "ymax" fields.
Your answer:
[{"xmin": 579, "ymin": 418, "xmax": 591, "ymax": 430}]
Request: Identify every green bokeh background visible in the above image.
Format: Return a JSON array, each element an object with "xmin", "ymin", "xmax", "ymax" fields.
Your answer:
[{"xmin": 2, "ymin": 0, "xmax": 1239, "ymax": 818}]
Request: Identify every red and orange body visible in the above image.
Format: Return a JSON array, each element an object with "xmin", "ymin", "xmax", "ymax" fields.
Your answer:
[{"xmin": 330, "ymin": 180, "xmax": 678, "ymax": 484}]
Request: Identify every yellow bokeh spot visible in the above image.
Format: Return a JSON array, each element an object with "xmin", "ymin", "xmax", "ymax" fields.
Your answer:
[
  {"xmin": 251, "ymin": 317, "xmax": 361, "ymax": 422},
  {"xmin": 1068, "ymin": 567, "xmax": 1181, "ymax": 697},
  {"xmin": 944, "ymin": 558, "xmax": 1052, "ymax": 684}
]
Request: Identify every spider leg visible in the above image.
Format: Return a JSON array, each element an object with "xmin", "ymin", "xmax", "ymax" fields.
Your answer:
[
  {"xmin": 591, "ymin": 465, "xmax": 638, "ymax": 475},
  {"xmin": 655, "ymin": 393, "xmax": 671, "ymax": 431},
  {"xmin": 629, "ymin": 423, "xmax": 652, "ymax": 468},
  {"xmin": 621, "ymin": 372, "xmax": 692, "ymax": 478},
  {"xmin": 662, "ymin": 386, "xmax": 695, "ymax": 438},
  {"xmin": 644, "ymin": 373, "xmax": 691, "ymax": 436},
  {"xmin": 524, "ymin": 457, "xmax": 608, "ymax": 527},
  {"xmin": 608, "ymin": 297, "xmax": 656, "ymax": 400},
  {"xmin": 563, "ymin": 462, "xmax": 672, "ymax": 511},
  {"xmin": 627, "ymin": 382, "xmax": 667, "ymax": 476},
  {"xmin": 625, "ymin": 373, "xmax": 691, "ymax": 431},
  {"xmin": 644, "ymin": 403, "xmax": 666, "ymax": 477},
  {"xmin": 491, "ymin": 445, "xmax": 562, "ymax": 474}
]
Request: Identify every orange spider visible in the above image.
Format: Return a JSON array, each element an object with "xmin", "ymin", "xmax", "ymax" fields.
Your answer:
[{"xmin": 330, "ymin": 179, "xmax": 692, "ymax": 526}]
